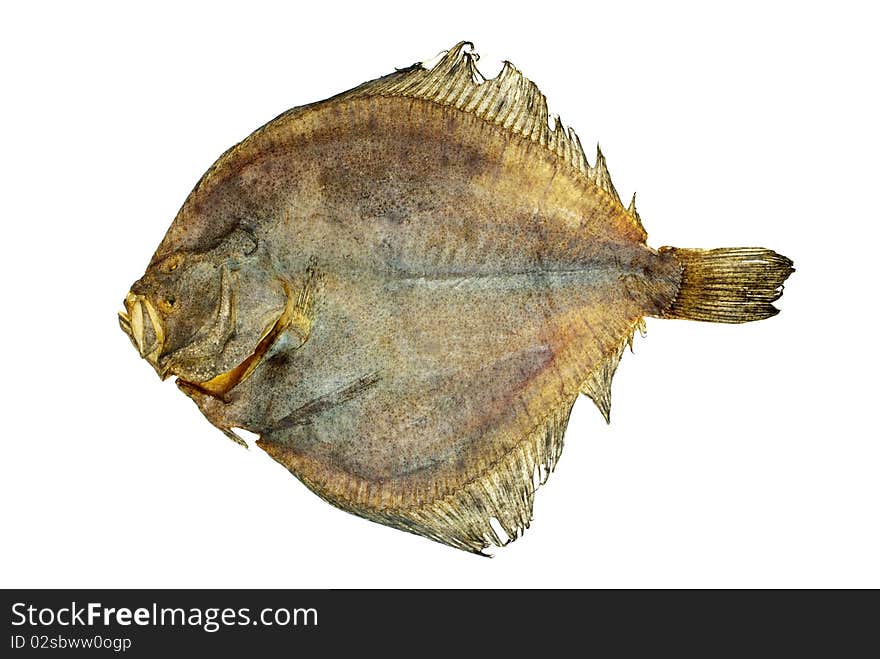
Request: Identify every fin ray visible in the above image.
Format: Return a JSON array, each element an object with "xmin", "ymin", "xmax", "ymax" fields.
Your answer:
[
  {"xmin": 580, "ymin": 330, "xmax": 629, "ymax": 423},
  {"xmin": 659, "ymin": 247, "xmax": 794, "ymax": 323}
]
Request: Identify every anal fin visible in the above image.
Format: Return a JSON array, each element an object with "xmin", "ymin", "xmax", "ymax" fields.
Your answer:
[
  {"xmin": 579, "ymin": 320, "xmax": 643, "ymax": 423},
  {"xmin": 260, "ymin": 396, "xmax": 577, "ymax": 555}
]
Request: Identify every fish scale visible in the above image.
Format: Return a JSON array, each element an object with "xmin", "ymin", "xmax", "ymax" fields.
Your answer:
[{"xmin": 119, "ymin": 42, "xmax": 793, "ymax": 553}]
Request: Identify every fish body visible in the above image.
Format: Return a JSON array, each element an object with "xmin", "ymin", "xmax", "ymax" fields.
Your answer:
[{"xmin": 120, "ymin": 43, "xmax": 793, "ymax": 553}]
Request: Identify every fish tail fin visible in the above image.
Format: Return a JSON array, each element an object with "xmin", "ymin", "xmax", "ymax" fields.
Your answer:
[{"xmin": 659, "ymin": 247, "xmax": 794, "ymax": 323}]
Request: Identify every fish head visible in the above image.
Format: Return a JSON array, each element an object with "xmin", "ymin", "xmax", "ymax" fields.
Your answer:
[{"xmin": 119, "ymin": 227, "xmax": 289, "ymax": 387}]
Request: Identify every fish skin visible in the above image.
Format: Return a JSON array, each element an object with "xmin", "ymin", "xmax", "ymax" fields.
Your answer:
[{"xmin": 120, "ymin": 43, "xmax": 792, "ymax": 553}]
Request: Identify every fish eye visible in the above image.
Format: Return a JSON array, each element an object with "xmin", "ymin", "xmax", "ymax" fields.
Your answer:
[
  {"xmin": 163, "ymin": 253, "xmax": 185, "ymax": 273},
  {"xmin": 158, "ymin": 295, "xmax": 176, "ymax": 314}
]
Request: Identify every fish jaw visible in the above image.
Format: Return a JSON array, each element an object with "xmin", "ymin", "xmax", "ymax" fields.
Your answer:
[
  {"xmin": 119, "ymin": 292, "xmax": 168, "ymax": 378},
  {"xmin": 177, "ymin": 279, "xmax": 303, "ymax": 399}
]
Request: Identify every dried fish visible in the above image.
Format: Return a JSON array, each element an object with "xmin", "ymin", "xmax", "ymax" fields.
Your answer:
[{"xmin": 119, "ymin": 42, "xmax": 793, "ymax": 553}]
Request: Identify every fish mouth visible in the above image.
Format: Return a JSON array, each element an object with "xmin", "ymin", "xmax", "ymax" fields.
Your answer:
[{"xmin": 119, "ymin": 292, "xmax": 168, "ymax": 377}]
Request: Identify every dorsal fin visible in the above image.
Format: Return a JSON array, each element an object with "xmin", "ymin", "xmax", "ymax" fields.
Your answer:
[
  {"xmin": 171, "ymin": 41, "xmax": 649, "ymax": 264},
  {"xmin": 340, "ymin": 41, "xmax": 641, "ymax": 231},
  {"xmin": 591, "ymin": 144, "xmax": 620, "ymax": 205},
  {"xmin": 627, "ymin": 192, "xmax": 648, "ymax": 241}
]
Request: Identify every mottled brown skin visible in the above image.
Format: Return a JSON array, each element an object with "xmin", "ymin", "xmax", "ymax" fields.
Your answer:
[
  {"xmin": 120, "ymin": 45, "xmax": 791, "ymax": 550},
  {"xmin": 139, "ymin": 97, "xmax": 678, "ymax": 496}
]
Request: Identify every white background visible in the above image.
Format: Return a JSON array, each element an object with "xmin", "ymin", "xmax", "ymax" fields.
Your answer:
[{"xmin": 1, "ymin": 1, "xmax": 877, "ymax": 588}]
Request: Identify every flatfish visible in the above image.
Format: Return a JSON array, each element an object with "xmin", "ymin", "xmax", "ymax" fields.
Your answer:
[{"xmin": 119, "ymin": 42, "xmax": 793, "ymax": 553}]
